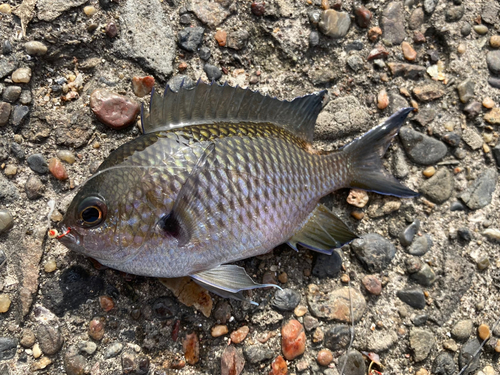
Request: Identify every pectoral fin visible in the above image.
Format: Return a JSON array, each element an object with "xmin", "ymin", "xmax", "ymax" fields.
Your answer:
[
  {"xmin": 191, "ymin": 265, "xmax": 281, "ymax": 305},
  {"xmin": 288, "ymin": 204, "xmax": 358, "ymax": 254}
]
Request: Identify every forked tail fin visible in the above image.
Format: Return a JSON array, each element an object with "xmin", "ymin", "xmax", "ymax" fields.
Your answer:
[{"xmin": 343, "ymin": 108, "xmax": 419, "ymax": 198}]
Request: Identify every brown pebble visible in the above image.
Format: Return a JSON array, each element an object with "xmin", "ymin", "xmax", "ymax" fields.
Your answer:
[
  {"xmin": 99, "ymin": 296, "xmax": 114, "ymax": 312},
  {"xmin": 211, "ymin": 324, "xmax": 229, "ymax": 337},
  {"xmin": 215, "ymin": 30, "xmax": 227, "ymax": 47},
  {"xmin": 340, "ymin": 274, "xmax": 350, "ymax": 283},
  {"xmin": 362, "ymin": 275, "xmax": 382, "ymax": 295},
  {"xmin": 483, "ymin": 97, "xmax": 495, "ymax": 109},
  {"xmin": 183, "ymin": 333, "xmax": 199, "ymax": 365},
  {"xmin": 48, "ymin": 158, "xmax": 68, "ymax": 180},
  {"xmin": 415, "ymin": 369, "xmax": 428, "ymax": 375},
  {"xmin": 178, "ymin": 62, "xmax": 188, "ymax": 72},
  {"xmin": 251, "ymin": 2, "xmax": 265, "ymax": 16},
  {"xmin": 294, "ymin": 305, "xmax": 307, "ymax": 317},
  {"xmin": 351, "ymin": 211, "xmax": 364, "ymax": 220},
  {"xmin": 423, "ymin": 166, "xmax": 436, "ymax": 177},
  {"xmin": 105, "ymin": 22, "xmax": 118, "ymax": 38},
  {"xmin": 354, "ymin": 5, "xmax": 372, "ymax": 28},
  {"xmin": 303, "ymin": 268, "xmax": 311, "ymax": 277},
  {"xmin": 89, "ymin": 318, "xmax": 105, "ymax": 341},
  {"xmin": 281, "ymin": 320, "xmax": 306, "ymax": 360},
  {"xmin": 320, "ymin": 0, "xmax": 329, "ymax": 10},
  {"xmin": 402, "ymin": 42, "xmax": 417, "ymax": 61},
  {"xmin": 368, "ymin": 27, "xmax": 382, "ymax": 42},
  {"xmin": 490, "ymin": 35, "xmax": 500, "ymax": 49},
  {"xmin": 270, "ymin": 355, "xmax": 287, "ymax": 375},
  {"xmin": 316, "ymin": 349, "xmax": 333, "ymax": 366},
  {"xmin": 495, "ymin": 339, "xmax": 500, "ymax": 353},
  {"xmin": 230, "ymin": 326, "xmax": 249, "ymax": 344},
  {"xmin": 478, "ymin": 324, "xmax": 490, "ymax": 340},
  {"xmin": 278, "ymin": 272, "xmax": 288, "ymax": 284},
  {"xmin": 377, "ymin": 89, "xmax": 389, "ymax": 110},
  {"xmin": 312, "ymin": 327, "xmax": 324, "ymax": 343},
  {"xmin": 413, "ymin": 31, "xmax": 426, "ymax": 44},
  {"xmin": 367, "ymin": 46, "xmax": 389, "ymax": 60},
  {"xmin": 90, "ymin": 89, "xmax": 140, "ymax": 129},
  {"xmin": 132, "ymin": 76, "xmax": 155, "ymax": 98}
]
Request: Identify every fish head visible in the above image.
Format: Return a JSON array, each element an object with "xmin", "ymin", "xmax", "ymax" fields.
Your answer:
[{"xmin": 57, "ymin": 169, "xmax": 161, "ymax": 267}]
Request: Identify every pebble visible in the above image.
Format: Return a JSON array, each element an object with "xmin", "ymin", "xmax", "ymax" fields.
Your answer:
[
  {"xmin": 399, "ymin": 126, "xmax": 447, "ymax": 165},
  {"xmin": 0, "ymin": 3, "xmax": 11, "ymax": 13},
  {"xmin": 281, "ymin": 320, "xmax": 306, "ymax": 360},
  {"xmin": 0, "ymin": 209, "xmax": 13, "ymax": 234},
  {"xmin": 337, "ymin": 350, "xmax": 366, "ymax": 375},
  {"xmin": 362, "ymin": 275, "xmax": 382, "ymax": 295},
  {"xmin": 484, "ymin": 107, "xmax": 500, "ymax": 124},
  {"xmin": 368, "ymin": 26, "xmax": 382, "ymax": 42},
  {"xmin": 308, "ymin": 286, "xmax": 366, "ymax": 322},
  {"xmin": 132, "ymin": 76, "xmax": 154, "ymax": 98},
  {"xmin": 488, "ymin": 76, "xmax": 500, "ymax": 89},
  {"xmin": 211, "ymin": 324, "xmax": 228, "ymax": 337},
  {"xmin": 12, "ymin": 68, "xmax": 31, "ymax": 84},
  {"xmin": 413, "ymin": 84, "xmax": 444, "ymax": 101},
  {"xmin": 381, "ymin": 2, "xmax": 406, "ymax": 45},
  {"xmin": 294, "ymin": 305, "xmax": 307, "ymax": 317},
  {"xmin": 24, "ymin": 41, "xmax": 48, "ymax": 56},
  {"xmin": 312, "ymin": 250, "xmax": 342, "ymax": 278},
  {"xmin": 443, "ymin": 339, "xmax": 458, "ymax": 352},
  {"xmin": 420, "ymin": 168, "xmax": 453, "ymax": 204},
  {"xmin": 318, "ymin": 9, "xmax": 351, "ymax": 39},
  {"xmin": 191, "ymin": 0, "xmax": 229, "ymax": 27},
  {"xmin": 409, "ymin": 7, "xmax": 424, "ymax": 29},
  {"xmin": 483, "ymin": 228, "xmax": 500, "ymax": 241},
  {"xmin": 0, "ymin": 294, "xmax": 11, "ymax": 313},
  {"xmin": 221, "ymin": 346, "xmax": 245, "ymax": 375},
  {"xmin": 459, "ymin": 168, "xmax": 498, "ymax": 210},
  {"xmin": 400, "ymin": 219, "xmax": 420, "ymax": 246},
  {"xmin": 422, "ymin": 166, "xmax": 436, "ymax": 178},
  {"xmin": 204, "ymin": 64, "xmax": 222, "ymax": 81},
  {"xmin": 457, "ymin": 227, "xmax": 472, "ymax": 242},
  {"xmin": 20, "ymin": 329, "xmax": 36, "ymax": 348},
  {"xmin": 478, "ymin": 324, "xmax": 490, "ymax": 340},
  {"xmin": 230, "ymin": 326, "xmax": 249, "ymax": 344},
  {"xmin": 476, "ymin": 256, "xmax": 490, "ymax": 270},
  {"xmin": 442, "ymin": 132, "xmax": 461, "ymax": 147},
  {"xmin": 213, "ymin": 301, "xmax": 231, "ymax": 324},
  {"xmin": 402, "ymin": 42, "xmax": 417, "ymax": 61},
  {"xmin": 303, "ymin": 315, "xmax": 319, "ymax": 332},
  {"xmin": 347, "ymin": 55, "xmax": 364, "ymax": 72},
  {"xmin": 459, "ymin": 339, "xmax": 481, "ymax": 374},
  {"xmin": 27, "ymin": 154, "xmax": 49, "ymax": 174},
  {"xmin": 83, "ymin": 5, "xmax": 97, "ymax": 16},
  {"xmin": 463, "ymin": 101, "xmax": 482, "ymax": 118},
  {"xmin": 269, "ymin": 355, "xmax": 286, "ymax": 375},
  {"xmin": 183, "ymin": 332, "xmax": 199, "ymax": 365},
  {"xmin": 0, "ymin": 102, "xmax": 11, "ymax": 126},
  {"xmin": 272, "ymin": 288, "xmax": 301, "ymax": 311},
  {"xmin": 199, "ymin": 46, "xmax": 211, "ymax": 61},
  {"xmin": 32, "ymin": 343, "xmax": 42, "ymax": 358},
  {"xmin": 424, "ymin": 0, "xmax": 437, "ymax": 13},
  {"xmin": 408, "ymin": 234, "xmax": 433, "ymax": 256},
  {"xmin": 412, "ymin": 314, "xmax": 428, "ymax": 326},
  {"xmin": 432, "ymin": 352, "xmax": 455, "ymax": 375},
  {"xmin": 2, "ymin": 86, "xmax": 21, "ymax": 103},
  {"xmin": 487, "ymin": 51, "xmax": 500, "ymax": 75},
  {"xmin": 445, "ymin": 4, "xmax": 464, "ymax": 22},
  {"xmin": 10, "ymin": 105, "xmax": 29, "ymax": 127},
  {"xmin": 104, "ymin": 342, "xmax": 123, "ymax": 358},
  {"xmin": 0, "ymin": 337, "xmax": 17, "ymax": 360},
  {"xmin": 48, "ymin": 158, "xmax": 68, "ymax": 181},
  {"xmin": 152, "ymin": 297, "xmax": 177, "ymax": 320},
  {"xmin": 457, "ymin": 80, "xmax": 475, "ymax": 104},
  {"xmin": 37, "ymin": 324, "xmax": 64, "ymax": 355},
  {"xmin": 25, "ymin": 176, "xmax": 44, "ymax": 200},
  {"xmin": 387, "ymin": 62, "xmax": 426, "ymax": 79},
  {"xmin": 215, "ymin": 30, "xmax": 227, "ymax": 47},
  {"xmin": 316, "ymin": 349, "xmax": 333, "ymax": 366},
  {"xmin": 57, "ymin": 150, "xmax": 76, "ymax": 164},
  {"xmin": 90, "ymin": 89, "xmax": 140, "ymax": 130},
  {"xmin": 88, "ymin": 318, "xmax": 105, "ymax": 341},
  {"xmin": 251, "ymin": 2, "xmax": 265, "ymax": 16},
  {"xmin": 482, "ymin": 97, "xmax": 495, "ymax": 109},
  {"xmin": 451, "ymin": 319, "xmax": 473, "ymax": 340},
  {"xmin": 178, "ymin": 26, "xmax": 204, "ymax": 52},
  {"xmin": 77, "ymin": 341, "xmax": 96, "ymax": 355},
  {"xmin": 226, "ymin": 30, "xmax": 249, "ymax": 50},
  {"xmin": 99, "ymin": 295, "xmax": 114, "ymax": 312},
  {"xmin": 243, "ymin": 344, "xmax": 273, "ymax": 363},
  {"xmin": 64, "ymin": 345, "xmax": 86, "ymax": 375},
  {"xmin": 354, "ymin": 5, "xmax": 372, "ymax": 28},
  {"xmin": 490, "ymin": 35, "xmax": 500, "ymax": 49},
  {"xmin": 411, "ymin": 263, "xmax": 436, "ymax": 286},
  {"xmin": 473, "ymin": 24, "xmax": 488, "ymax": 35},
  {"xmin": 105, "ymin": 21, "xmax": 118, "ymax": 38},
  {"xmin": 396, "ymin": 288, "xmax": 426, "ymax": 309},
  {"xmin": 351, "ymin": 233, "xmax": 396, "ymax": 272},
  {"xmin": 19, "ymin": 90, "xmax": 31, "ymax": 105},
  {"xmin": 410, "ymin": 328, "xmax": 435, "ymax": 361},
  {"xmin": 377, "ymin": 89, "xmax": 389, "ymax": 109}
]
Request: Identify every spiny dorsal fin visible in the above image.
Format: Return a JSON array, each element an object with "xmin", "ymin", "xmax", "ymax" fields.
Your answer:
[{"xmin": 141, "ymin": 80, "xmax": 327, "ymax": 142}]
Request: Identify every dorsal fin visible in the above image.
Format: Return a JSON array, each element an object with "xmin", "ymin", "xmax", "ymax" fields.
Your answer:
[{"xmin": 141, "ymin": 80, "xmax": 327, "ymax": 142}]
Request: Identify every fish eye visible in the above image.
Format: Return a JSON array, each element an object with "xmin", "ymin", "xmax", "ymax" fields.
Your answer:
[{"xmin": 78, "ymin": 197, "xmax": 107, "ymax": 227}]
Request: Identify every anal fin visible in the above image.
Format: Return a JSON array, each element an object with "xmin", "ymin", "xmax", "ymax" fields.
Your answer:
[{"xmin": 288, "ymin": 204, "xmax": 358, "ymax": 254}]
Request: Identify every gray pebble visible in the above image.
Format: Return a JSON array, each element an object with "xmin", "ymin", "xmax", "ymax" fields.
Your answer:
[
  {"xmin": 344, "ymin": 41, "xmax": 363, "ymax": 52},
  {"xmin": 2, "ymin": 40, "xmax": 12, "ymax": 55},
  {"xmin": 77, "ymin": 341, "xmax": 97, "ymax": 355},
  {"xmin": 0, "ymin": 337, "xmax": 17, "ymax": 360},
  {"xmin": 178, "ymin": 26, "xmax": 204, "ymax": 52},
  {"xmin": 318, "ymin": 9, "xmax": 351, "ymax": 39},
  {"xmin": 213, "ymin": 300, "xmax": 231, "ymax": 324},
  {"xmin": 473, "ymin": 24, "xmax": 488, "ymax": 35},
  {"xmin": 199, "ymin": 46, "xmax": 211, "ymax": 61},
  {"xmin": 36, "ymin": 324, "xmax": 64, "ymax": 355},
  {"xmin": 459, "ymin": 168, "xmax": 498, "ymax": 210},
  {"xmin": 25, "ymin": 175, "xmax": 44, "ymax": 200},
  {"xmin": 420, "ymin": 168, "xmax": 454, "ymax": 204},
  {"xmin": 424, "ymin": 0, "xmax": 438, "ymax": 13},
  {"xmin": 351, "ymin": 233, "xmax": 396, "ymax": 272},
  {"xmin": 25, "ymin": 41, "xmax": 48, "ymax": 55},
  {"xmin": 380, "ymin": 2, "xmax": 406, "ymax": 45},
  {"xmin": 445, "ymin": 5, "xmax": 464, "ymax": 22},
  {"xmin": 463, "ymin": 101, "xmax": 482, "ymax": 118},
  {"xmin": 303, "ymin": 315, "xmax": 319, "ymax": 331},
  {"xmin": 486, "ymin": 51, "xmax": 500, "ymax": 75},
  {"xmin": 204, "ymin": 64, "xmax": 222, "ymax": 81},
  {"xmin": 452, "ymin": 147, "xmax": 467, "ymax": 160},
  {"xmin": 408, "ymin": 234, "xmax": 433, "ymax": 256},
  {"xmin": 0, "ymin": 59, "xmax": 17, "ymax": 80},
  {"xmin": 312, "ymin": 250, "xmax": 342, "ymax": 278},
  {"xmin": 243, "ymin": 343, "xmax": 274, "ymax": 363},
  {"xmin": 412, "ymin": 314, "xmax": 428, "ymax": 326},
  {"xmin": 309, "ymin": 30, "xmax": 319, "ymax": 47},
  {"xmin": 410, "ymin": 328, "xmax": 435, "ymax": 361},
  {"xmin": 457, "ymin": 227, "xmax": 472, "ymax": 242},
  {"xmin": 482, "ymin": 2, "xmax": 500, "ymax": 24},
  {"xmin": 347, "ymin": 55, "xmax": 364, "ymax": 72},
  {"xmin": 104, "ymin": 342, "xmax": 123, "ymax": 358},
  {"xmin": 19, "ymin": 90, "xmax": 32, "ymax": 105},
  {"xmin": 27, "ymin": 154, "xmax": 49, "ymax": 174},
  {"xmin": 308, "ymin": 9, "xmax": 322, "ymax": 25},
  {"xmin": 413, "ymin": 108, "xmax": 436, "ymax": 126},
  {"xmin": 0, "ymin": 102, "xmax": 11, "ymax": 126},
  {"xmin": 272, "ymin": 288, "xmax": 300, "ymax": 311},
  {"xmin": 2, "ymin": 86, "xmax": 21, "ymax": 103},
  {"xmin": 400, "ymin": 219, "xmax": 420, "ymax": 247},
  {"xmin": 457, "ymin": 80, "xmax": 475, "ymax": 103},
  {"xmin": 450, "ymin": 201, "xmax": 466, "ymax": 211},
  {"xmin": 10, "ymin": 142, "xmax": 24, "ymax": 160},
  {"xmin": 442, "ymin": 132, "xmax": 461, "ymax": 147},
  {"xmin": 337, "ymin": 350, "xmax": 366, "ymax": 375},
  {"xmin": 410, "ymin": 263, "xmax": 436, "ymax": 286},
  {"xmin": 432, "ymin": 352, "xmax": 455, "ymax": 375},
  {"xmin": 167, "ymin": 75, "xmax": 194, "ymax": 93},
  {"xmin": 226, "ymin": 29, "xmax": 249, "ymax": 50},
  {"xmin": 405, "ymin": 256, "xmax": 422, "ymax": 274},
  {"xmin": 324, "ymin": 325, "xmax": 350, "ymax": 351},
  {"xmin": 488, "ymin": 76, "xmax": 500, "ymax": 89},
  {"xmin": 396, "ymin": 288, "xmax": 426, "ymax": 309},
  {"xmin": 0, "ymin": 209, "xmax": 13, "ymax": 234},
  {"xmin": 11, "ymin": 105, "xmax": 29, "ymax": 127},
  {"xmin": 461, "ymin": 22, "xmax": 471, "ymax": 36},
  {"xmin": 0, "ymin": 174, "xmax": 19, "ymax": 203},
  {"xmin": 492, "ymin": 144, "xmax": 500, "ymax": 167},
  {"xmin": 451, "ymin": 319, "xmax": 473, "ymax": 340},
  {"xmin": 459, "ymin": 339, "xmax": 481, "ymax": 374},
  {"xmin": 392, "ymin": 147, "xmax": 409, "ymax": 179},
  {"xmin": 399, "ymin": 126, "xmax": 448, "ymax": 165},
  {"xmin": 409, "ymin": 7, "xmax": 424, "ymax": 30},
  {"xmin": 179, "ymin": 14, "xmax": 191, "ymax": 25}
]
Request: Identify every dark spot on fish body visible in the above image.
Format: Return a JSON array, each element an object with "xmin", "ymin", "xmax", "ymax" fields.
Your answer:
[{"xmin": 158, "ymin": 213, "xmax": 181, "ymax": 239}]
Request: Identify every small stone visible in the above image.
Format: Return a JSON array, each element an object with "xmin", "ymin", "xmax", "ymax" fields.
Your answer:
[
  {"xmin": 488, "ymin": 76, "xmax": 500, "ymax": 89},
  {"xmin": 452, "ymin": 320, "xmax": 473, "ymax": 341},
  {"xmin": 483, "ymin": 97, "xmax": 495, "ymax": 108},
  {"xmin": 478, "ymin": 324, "xmax": 490, "ymax": 340},
  {"xmin": 423, "ymin": 166, "xmax": 436, "ymax": 177},
  {"xmin": 213, "ymin": 301, "xmax": 231, "ymax": 324},
  {"xmin": 56, "ymin": 150, "xmax": 76, "ymax": 164},
  {"xmin": 132, "ymin": 76, "xmax": 154, "ymax": 98},
  {"xmin": 0, "ymin": 102, "xmax": 11, "ymax": 126},
  {"xmin": 387, "ymin": 62, "xmax": 426, "ymax": 79},
  {"xmin": 12, "ymin": 68, "xmax": 31, "ymax": 83},
  {"xmin": 0, "ymin": 294, "xmax": 11, "ymax": 313},
  {"xmin": 90, "ymin": 89, "xmax": 140, "ymax": 130},
  {"xmin": 2, "ymin": 86, "xmax": 21, "ymax": 103},
  {"xmin": 362, "ymin": 275, "xmax": 382, "ymax": 295},
  {"xmin": 243, "ymin": 344, "xmax": 273, "ymax": 363},
  {"xmin": 308, "ymin": 287, "xmax": 366, "ymax": 322},
  {"xmin": 487, "ymin": 51, "xmax": 500, "ymax": 75},
  {"xmin": 473, "ymin": 24, "xmax": 488, "ymax": 35},
  {"xmin": 77, "ymin": 341, "xmax": 97, "ymax": 355},
  {"xmin": 381, "ymin": 2, "xmax": 406, "ymax": 45},
  {"xmin": 368, "ymin": 27, "xmax": 382, "ymax": 42},
  {"xmin": 411, "ymin": 263, "xmax": 436, "ymax": 286},
  {"xmin": 215, "ymin": 30, "xmax": 227, "ymax": 47},
  {"xmin": 432, "ymin": 352, "xmax": 455, "ymax": 375},
  {"xmin": 27, "ymin": 154, "xmax": 49, "ymax": 174},
  {"xmin": 303, "ymin": 316, "xmax": 319, "ymax": 332},
  {"xmin": 397, "ymin": 288, "xmax": 426, "ymax": 309},
  {"xmin": 402, "ymin": 42, "xmax": 417, "ymax": 61},
  {"xmin": 490, "ymin": 36, "xmax": 500, "ymax": 49},
  {"xmin": 251, "ymin": 2, "xmax": 265, "ymax": 16},
  {"xmin": 351, "ymin": 233, "xmax": 396, "ymax": 272},
  {"xmin": 64, "ymin": 345, "xmax": 86, "ymax": 375},
  {"xmin": 317, "ymin": 349, "xmax": 333, "ymax": 366},
  {"xmin": 48, "ymin": 158, "xmax": 68, "ymax": 181},
  {"xmin": 226, "ymin": 30, "xmax": 249, "ymax": 50},
  {"xmin": 412, "ymin": 314, "xmax": 428, "ymax": 326},
  {"xmin": 459, "ymin": 339, "xmax": 481, "ymax": 374},
  {"xmin": 0, "ymin": 209, "xmax": 13, "ymax": 234},
  {"xmin": 459, "ymin": 168, "xmax": 498, "ymax": 210},
  {"xmin": 318, "ymin": 9, "xmax": 351, "ymax": 39},
  {"xmin": 457, "ymin": 80, "xmax": 475, "ymax": 104},
  {"xmin": 211, "ymin": 325, "xmax": 228, "ymax": 337},
  {"xmin": 105, "ymin": 21, "xmax": 118, "ymax": 38},
  {"xmin": 272, "ymin": 288, "xmax": 301, "ymax": 311},
  {"xmin": 183, "ymin": 333, "xmax": 199, "ymax": 365},
  {"xmin": 204, "ymin": 64, "xmax": 222, "ymax": 81},
  {"xmin": 32, "ymin": 343, "xmax": 42, "ymax": 358},
  {"xmin": 485, "ymin": 108, "xmax": 500, "ymax": 125},
  {"xmin": 104, "ymin": 342, "xmax": 123, "ymax": 358},
  {"xmin": 99, "ymin": 296, "xmax": 114, "ymax": 312},
  {"xmin": 19, "ymin": 90, "xmax": 31, "ymax": 105},
  {"xmin": 10, "ymin": 105, "xmax": 29, "ymax": 127},
  {"xmin": 37, "ymin": 324, "xmax": 64, "ymax": 355},
  {"xmin": 408, "ymin": 234, "xmax": 433, "ymax": 256},
  {"xmin": 20, "ymin": 329, "xmax": 36, "ymax": 348},
  {"xmin": 191, "ymin": 0, "xmax": 229, "ymax": 27},
  {"xmin": 24, "ymin": 41, "xmax": 48, "ymax": 56},
  {"xmin": 230, "ymin": 326, "xmax": 249, "ymax": 344},
  {"xmin": 323, "ymin": 325, "xmax": 350, "ymax": 351},
  {"xmin": 410, "ymin": 328, "xmax": 435, "ymax": 361},
  {"xmin": 413, "ymin": 84, "xmax": 444, "ymax": 101},
  {"xmin": 83, "ymin": 6, "xmax": 97, "ymax": 17},
  {"xmin": 221, "ymin": 346, "xmax": 245, "ymax": 375},
  {"xmin": 281, "ymin": 320, "xmax": 306, "ymax": 360},
  {"xmin": 312, "ymin": 250, "xmax": 342, "ymax": 279},
  {"xmin": 464, "ymin": 101, "xmax": 482, "ymax": 118},
  {"xmin": 400, "ymin": 219, "xmax": 420, "ymax": 246},
  {"xmin": 354, "ymin": 5, "xmax": 372, "ymax": 28},
  {"xmin": 409, "ymin": 7, "xmax": 424, "ymax": 30},
  {"xmin": 0, "ymin": 3, "xmax": 11, "ymax": 13},
  {"xmin": 377, "ymin": 89, "xmax": 389, "ymax": 109},
  {"xmin": 445, "ymin": 4, "xmax": 464, "ymax": 22},
  {"xmin": 278, "ymin": 272, "xmax": 288, "ymax": 284},
  {"xmin": 347, "ymin": 55, "xmax": 364, "ymax": 72},
  {"xmin": 294, "ymin": 305, "xmax": 307, "ymax": 317},
  {"xmin": 338, "ymin": 350, "xmax": 366, "ymax": 375},
  {"xmin": 442, "ymin": 132, "xmax": 461, "ymax": 147},
  {"xmin": 25, "ymin": 176, "xmax": 44, "ymax": 200},
  {"xmin": 178, "ymin": 26, "xmax": 204, "ymax": 52},
  {"xmin": 420, "ymin": 169, "xmax": 453, "ymax": 204},
  {"xmin": 399, "ymin": 127, "xmax": 447, "ymax": 165},
  {"xmin": 89, "ymin": 318, "xmax": 105, "ymax": 341},
  {"xmin": 424, "ymin": 0, "xmax": 437, "ymax": 13},
  {"xmin": 199, "ymin": 46, "xmax": 211, "ymax": 61}
]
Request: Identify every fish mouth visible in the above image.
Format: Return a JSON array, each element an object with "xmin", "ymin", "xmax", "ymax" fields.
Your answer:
[{"xmin": 56, "ymin": 223, "xmax": 82, "ymax": 250}]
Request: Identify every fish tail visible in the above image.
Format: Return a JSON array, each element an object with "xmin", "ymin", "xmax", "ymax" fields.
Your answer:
[{"xmin": 341, "ymin": 108, "xmax": 419, "ymax": 198}]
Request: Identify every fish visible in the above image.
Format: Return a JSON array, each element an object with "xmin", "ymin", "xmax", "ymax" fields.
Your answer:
[{"xmin": 57, "ymin": 81, "xmax": 417, "ymax": 303}]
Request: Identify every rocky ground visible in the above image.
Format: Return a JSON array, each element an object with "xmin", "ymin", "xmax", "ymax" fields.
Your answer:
[{"xmin": 0, "ymin": 0, "xmax": 499, "ymax": 374}]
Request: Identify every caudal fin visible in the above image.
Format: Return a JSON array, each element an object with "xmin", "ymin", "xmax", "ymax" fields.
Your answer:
[{"xmin": 343, "ymin": 108, "xmax": 418, "ymax": 198}]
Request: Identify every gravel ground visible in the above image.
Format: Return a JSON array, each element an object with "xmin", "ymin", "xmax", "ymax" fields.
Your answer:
[{"xmin": 0, "ymin": 0, "xmax": 500, "ymax": 374}]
